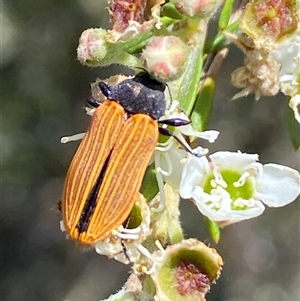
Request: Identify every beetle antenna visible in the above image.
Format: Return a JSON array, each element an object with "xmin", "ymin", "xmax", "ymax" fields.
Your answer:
[
  {"xmin": 120, "ymin": 215, "xmax": 134, "ymax": 264},
  {"xmin": 166, "ymin": 83, "xmax": 173, "ymax": 110},
  {"xmin": 133, "ymin": 66, "xmax": 148, "ymax": 73},
  {"xmin": 121, "ymin": 239, "xmax": 132, "ymax": 264}
]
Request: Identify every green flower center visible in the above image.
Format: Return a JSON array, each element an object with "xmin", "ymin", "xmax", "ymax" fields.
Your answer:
[{"xmin": 202, "ymin": 169, "xmax": 254, "ymax": 210}]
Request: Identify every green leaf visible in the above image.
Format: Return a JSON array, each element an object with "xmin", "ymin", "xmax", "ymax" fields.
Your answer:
[
  {"xmin": 161, "ymin": 2, "xmax": 184, "ymax": 20},
  {"xmin": 176, "ymin": 19, "xmax": 206, "ymax": 114},
  {"xmin": 121, "ymin": 17, "xmax": 174, "ymax": 54},
  {"xmin": 204, "ymin": 20, "xmax": 240, "ymax": 54},
  {"xmin": 127, "ymin": 204, "xmax": 142, "ymax": 229},
  {"xmin": 219, "ymin": 0, "xmax": 235, "ymax": 30},
  {"xmin": 191, "ymin": 76, "xmax": 215, "ymax": 131},
  {"xmin": 140, "ymin": 163, "xmax": 159, "ymax": 201},
  {"xmin": 288, "ymin": 106, "xmax": 300, "ymax": 150},
  {"xmin": 168, "ymin": 219, "xmax": 184, "ymax": 244},
  {"xmin": 120, "ymin": 31, "xmax": 153, "ymax": 55},
  {"xmin": 205, "ymin": 218, "xmax": 221, "ymax": 243},
  {"xmin": 142, "ymin": 276, "xmax": 156, "ymax": 296}
]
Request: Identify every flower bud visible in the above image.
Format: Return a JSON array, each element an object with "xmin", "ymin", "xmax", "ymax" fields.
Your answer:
[
  {"xmin": 170, "ymin": 0, "xmax": 223, "ymax": 18},
  {"xmin": 141, "ymin": 36, "xmax": 188, "ymax": 82},
  {"xmin": 77, "ymin": 28, "xmax": 140, "ymax": 67},
  {"xmin": 77, "ymin": 28, "xmax": 110, "ymax": 66}
]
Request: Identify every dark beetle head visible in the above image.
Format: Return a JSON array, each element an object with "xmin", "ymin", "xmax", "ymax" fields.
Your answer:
[{"xmin": 99, "ymin": 71, "xmax": 166, "ymax": 120}]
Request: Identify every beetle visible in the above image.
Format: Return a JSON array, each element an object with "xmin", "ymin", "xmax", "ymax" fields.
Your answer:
[{"xmin": 62, "ymin": 71, "xmax": 191, "ymax": 244}]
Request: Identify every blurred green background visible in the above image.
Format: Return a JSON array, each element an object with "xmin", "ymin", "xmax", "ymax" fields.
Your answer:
[{"xmin": 1, "ymin": 1, "xmax": 299, "ymax": 301}]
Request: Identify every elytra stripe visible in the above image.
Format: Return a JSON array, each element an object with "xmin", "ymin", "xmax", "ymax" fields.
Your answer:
[
  {"xmin": 71, "ymin": 108, "xmax": 119, "ymax": 217},
  {"xmin": 80, "ymin": 114, "xmax": 158, "ymax": 243},
  {"xmin": 64, "ymin": 103, "xmax": 124, "ymax": 235},
  {"xmin": 90, "ymin": 117, "xmax": 152, "ymax": 224},
  {"xmin": 64, "ymin": 104, "xmax": 121, "ymax": 231},
  {"xmin": 62, "ymin": 101, "xmax": 125, "ymax": 239}
]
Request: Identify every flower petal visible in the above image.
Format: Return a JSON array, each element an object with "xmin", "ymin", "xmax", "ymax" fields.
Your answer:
[
  {"xmin": 158, "ymin": 147, "xmax": 186, "ymax": 189},
  {"xmin": 191, "ymin": 186, "xmax": 265, "ymax": 224},
  {"xmin": 179, "ymin": 125, "xmax": 219, "ymax": 143},
  {"xmin": 180, "ymin": 153, "xmax": 209, "ymax": 199},
  {"xmin": 256, "ymin": 163, "xmax": 300, "ymax": 207},
  {"xmin": 210, "ymin": 151, "xmax": 259, "ymax": 170}
]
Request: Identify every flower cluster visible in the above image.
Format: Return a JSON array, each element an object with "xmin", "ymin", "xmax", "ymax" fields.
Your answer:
[{"xmin": 61, "ymin": 1, "xmax": 300, "ymax": 300}]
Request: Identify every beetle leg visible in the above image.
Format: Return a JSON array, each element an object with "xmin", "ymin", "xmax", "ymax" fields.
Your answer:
[
  {"xmin": 158, "ymin": 127, "xmax": 202, "ymax": 157},
  {"xmin": 87, "ymin": 97, "xmax": 102, "ymax": 108},
  {"xmin": 159, "ymin": 117, "xmax": 191, "ymax": 127},
  {"xmin": 120, "ymin": 239, "xmax": 132, "ymax": 264}
]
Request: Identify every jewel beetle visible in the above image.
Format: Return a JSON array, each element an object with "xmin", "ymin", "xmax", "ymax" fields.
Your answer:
[{"xmin": 62, "ymin": 71, "xmax": 191, "ymax": 244}]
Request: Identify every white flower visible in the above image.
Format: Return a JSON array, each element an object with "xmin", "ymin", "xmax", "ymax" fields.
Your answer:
[
  {"xmin": 154, "ymin": 127, "xmax": 217, "ymax": 189},
  {"xmin": 156, "ymin": 109, "xmax": 219, "ymax": 184},
  {"xmin": 153, "ymin": 111, "xmax": 218, "ymax": 211},
  {"xmin": 271, "ymin": 29, "xmax": 300, "ymax": 97},
  {"xmin": 155, "ymin": 138, "xmax": 187, "ymax": 190},
  {"xmin": 180, "ymin": 150, "xmax": 300, "ymax": 226}
]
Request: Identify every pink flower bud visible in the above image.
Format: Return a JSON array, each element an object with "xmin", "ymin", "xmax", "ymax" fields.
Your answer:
[
  {"xmin": 77, "ymin": 28, "xmax": 109, "ymax": 66},
  {"xmin": 141, "ymin": 36, "xmax": 188, "ymax": 82}
]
